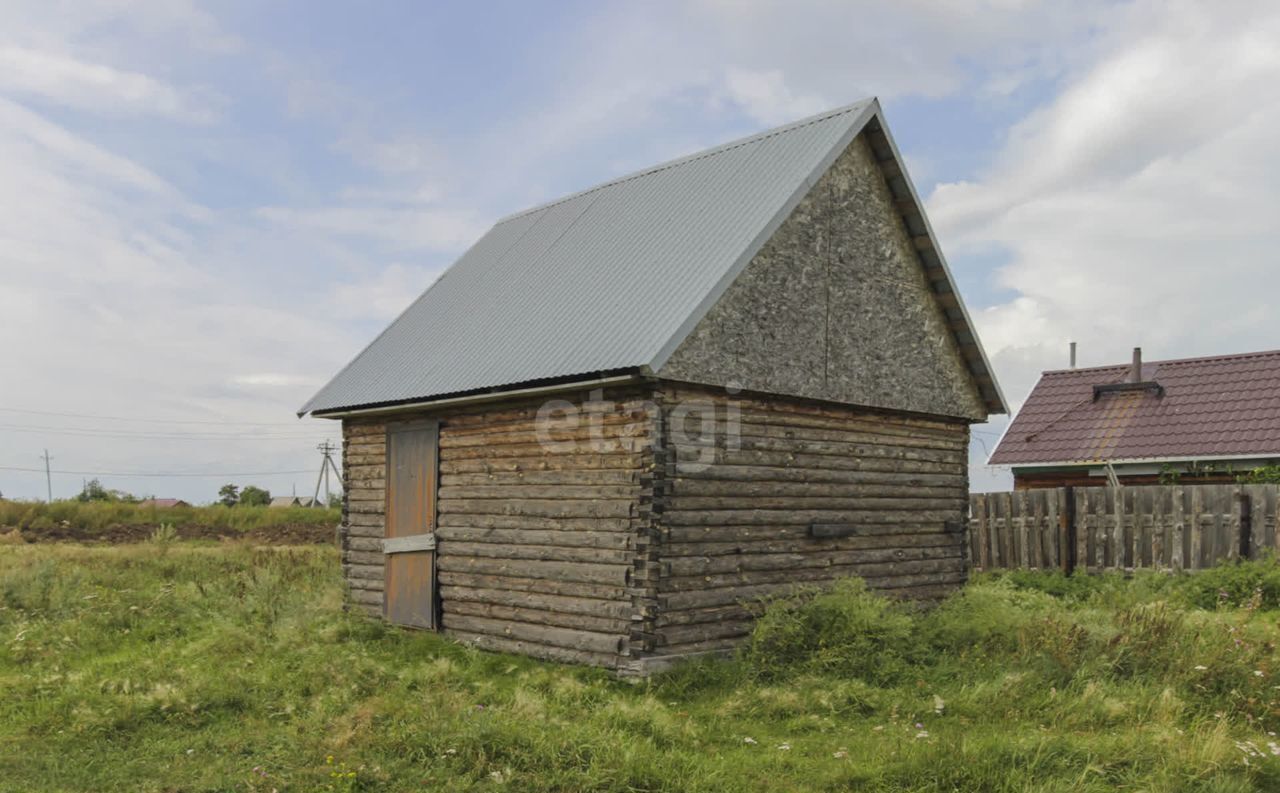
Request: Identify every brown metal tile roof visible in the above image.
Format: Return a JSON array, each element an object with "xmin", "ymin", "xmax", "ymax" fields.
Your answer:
[{"xmin": 989, "ymin": 349, "xmax": 1280, "ymax": 466}]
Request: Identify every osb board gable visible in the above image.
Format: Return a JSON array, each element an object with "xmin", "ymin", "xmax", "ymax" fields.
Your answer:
[{"xmin": 658, "ymin": 133, "xmax": 987, "ymax": 422}]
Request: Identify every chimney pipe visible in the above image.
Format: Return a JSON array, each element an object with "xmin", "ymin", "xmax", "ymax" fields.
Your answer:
[
  {"xmin": 1069, "ymin": 341, "xmax": 1077, "ymax": 369},
  {"xmin": 1129, "ymin": 347, "xmax": 1142, "ymax": 383}
]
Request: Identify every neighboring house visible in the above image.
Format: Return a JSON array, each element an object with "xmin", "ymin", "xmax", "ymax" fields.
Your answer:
[
  {"xmin": 990, "ymin": 348, "xmax": 1280, "ymax": 489},
  {"xmin": 300, "ymin": 99, "xmax": 1006, "ymax": 673},
  {"xmin": 272, "ymin": 495, "xmax": 319, "ymax": 508},
  {"xmin": 138, "ymin": 498, "xmax": 191, "ymax": 508}
]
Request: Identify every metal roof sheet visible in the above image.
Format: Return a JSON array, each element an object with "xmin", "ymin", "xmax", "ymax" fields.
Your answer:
[
  {"xmin": 989, "ymin": 349, "xmax": 1280, "ymax": 466},
  {"xmin": 301, "ymin": 98, "xmax": 1003, "ymax": 416}
]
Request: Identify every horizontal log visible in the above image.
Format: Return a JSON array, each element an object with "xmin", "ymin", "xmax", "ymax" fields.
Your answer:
[
  {"xmin": 440, "ymin": 469, "xmax": 642, "ymax": 487},
  {"xmin": 438, "ymin": 585, "xmax": 635, "ymax": 619},
  {"xmin": 439, "ymin": 541, "xmax": 631, "ymax": 565},
  {"xmin": 441, "ymin": 417, "xmax": 651, "ymax": 449},
  {"xmin": 445, "ymin": 600, "xmax": 630, "ymax": 635},
  {"xmin": 438, "ymin": 571, "xmax": 628, "ymax": 601},
  {"xmin": 665, "ymin": 544, "xmax": 960, "ymax": 577},
  {"xmin": 441, "ymin": 453, "xmax": 647, "ymax": 475},
  {"xmin": 664, "ymin": 509, "xmax": 960, "ymax": 527},
  {"xmin": 346, "ymin": 452, "xmax": 387, "ymax": 467},
  {"xmin": 669, "ymin": 480, "xmax": 960, "ymax": 499},
  {"xmin": 346, "ymin": 537, "xmax": 385, "ymax": 553},
  {"xmin": 658, "ymin": 618, "xmax": 755, "ymax": 647},
  {"xmin": 347, "ymin": 501, "xmax": 386, "ymax": 515},
  {"xmin": 436, "ymin": 557, "xmax": 630, "ymax": 586},
  {"xmin": 345, "ymin": 550, "xmax": 384, "ymax": 566},
  {"xmin": 436, "ymin": 526, "xmax": 633, "ymax": 549},
  {"xmin": 439, "ymin": 499, "xmax": 635, "ymax": 519},
  {"xmin": 668, "ymin": 416, "xmax": 965, "ymax": 453},
  {"xmin": 655, "ymin": 603, "xmax": 758, "ymax": 627},
  {"xmin": 674, "ymin": 437, "xmax": 961, "ymax": 467},
  {"xmin": 442, "ymin": 438, "xmax": 648, "ymax": 461},
  {"xmin": 665, "ymin": 496, "xmax": 961, "ymax": 512},
  {"xmin": 647, "ymin": 635, "xmax": 743, "ymax": 656},
  {"xmin": 347, "ymin": 587, "xmax": 383, "ymax": 605},
  {"xmin": 659, "ymin": 555, "xmax": 963, "ymax": 593},
  {"xmin": 436, "ymin": 514, "xmax": 633, "ymax": 532},
  {"xmin": 348, "ymin": 602, "xmax": 382, "ymax": 619},
  {"xmin": 438, "ymin": 484, "xmax": 639, "ymax": 500},
  {"xmin": 446, "ymin": 629, "xmax": 620, "ymax": 669},
  {"xmin": 344, "ymin": 563, "xmax": 384, "ymax": 582},
  {"xmin": 664, "ymin": 522, "xmax": 952, "ymax": 543},
  {"xmin": 665, "ymin": 531, "xmax": 961, "ymax": 557},
  {"xmin": 441, "ymin": 613, "xmax": 625, "ymax": 656},
  {"xmin": 673, "ymin": 464, "xmax": 964, "ymax": 488},
  {"xmin": 659, "ymin": 569, "xmax": 967, "ymax": 611},
  {"xmin": 438, "ymin": 394, "xmax": 652, "ymax": 430}
]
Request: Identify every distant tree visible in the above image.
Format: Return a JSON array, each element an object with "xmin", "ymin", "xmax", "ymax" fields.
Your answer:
[
  {"xmin": 218, "ymin": 484, "xmax": 240, "ymax": 508},
  {"xmin": 239, "ymin": 485, "xmax": 271, "ymax": 507},
  {"xmin": 327, "ymin": 492, "xmax": 343, "ymax": 509},
  {"xmin": 76, "ymin": 479, "xmax": 139, "ymax": 503}
]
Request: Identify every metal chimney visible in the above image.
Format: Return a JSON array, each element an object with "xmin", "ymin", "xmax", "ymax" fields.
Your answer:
[
  {"xmin": 1129, "ymin": 347, "xmax": 1142, "ymax": 383},
  {"xmin": 1069, "ymin": 341, "xmax": 1077, "ymax": 369}
]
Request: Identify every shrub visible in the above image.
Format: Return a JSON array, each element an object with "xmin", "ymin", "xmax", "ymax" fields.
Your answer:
[
  {"xmin": 742, "ymin": 578, "xmax": 917, "ymax": 683},
  {"xmin": 1175, "ymin": 556, "xmax": 1280, "ymax": 610}
]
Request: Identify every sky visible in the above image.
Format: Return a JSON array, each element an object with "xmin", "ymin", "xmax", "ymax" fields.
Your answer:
[{"xmin": 3, "ymin": 0, "xmax": 1279, "ymax": 502}]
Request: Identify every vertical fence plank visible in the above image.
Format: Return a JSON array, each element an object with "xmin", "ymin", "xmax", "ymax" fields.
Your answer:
[
  {"xmin": 1189, "ymin": 487, "xmax": 1204, "ymax": 570},
  {"xmin": 1172, "ymin": 485, "xmax": 1185, "ymax": 571},
  {"xmin": 1151, "ymin": 487, "xmax": 1164, "ymax": 570},
  {"xmin": 1046, "ymin": 489, "xmax": 1060, "ymax": 570},
  {"xmin": 1075, "ymin": 488, "xmax": 1087, "ymax": 575},
  {"xmin": 1017, "ymin": 490, "xmax": 1030, "ymax": 569},
  {"xmin": 1113, "ymin": 487, "xmax": 1126, "ymax": 571},
  {"xmin": 1094, "ymin": 489, "xmax": 1108, "ymax": 572},
  {"xmin": 1229, "ymin": 485, "xmax": 1243, "ymax": 562},
  {"xmin": 975, "ymin": 493, "xmax": 990, "ymax": 571}
]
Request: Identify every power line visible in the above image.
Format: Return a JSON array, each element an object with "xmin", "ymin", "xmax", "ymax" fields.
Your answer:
[
  {"xmin": 0, "ymin": 424, "xmax": 334, "ymax": 441},
  {"xmin": 0, "ymin": 465, "xmax": 315, "ymax": 478},
  {"xmin": 0, "ymin": 405, "xmax": 322, "ymax": 427}
]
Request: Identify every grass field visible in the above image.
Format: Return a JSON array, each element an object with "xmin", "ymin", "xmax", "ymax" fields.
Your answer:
[
  {"xmin": 0, "ymin": 500, "xmax": 340, "ymax": 540},
  {"xmin": 3, "ymin": 543, "xmax": 1280, "ymax": 792}
]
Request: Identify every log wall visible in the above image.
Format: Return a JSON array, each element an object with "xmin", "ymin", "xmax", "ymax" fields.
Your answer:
[
  {"xmin": 339, "ymin": 382, "xmax": 973, "ymax": 672},
  {"xmin": 339, "ymin": 386, "xmax": 656, "ymax": 670},
  {"xmin": 644, "ymin": 383, "xmax": 971, "ymax": 661}
]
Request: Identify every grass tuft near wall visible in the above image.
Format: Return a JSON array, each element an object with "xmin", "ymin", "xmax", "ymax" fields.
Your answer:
[{"xmin": 3, "ymin": 545, "xmax": 1280, "ymax": 790}]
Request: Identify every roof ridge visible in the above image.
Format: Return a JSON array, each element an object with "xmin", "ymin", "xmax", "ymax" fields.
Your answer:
[
  {"xmin": 1042, "ymin": 346, "xmax": 1280, "ymax": 376},
  {"xmin": 493, "ymin": 98, "xmax": 875, "ymax": 224}
]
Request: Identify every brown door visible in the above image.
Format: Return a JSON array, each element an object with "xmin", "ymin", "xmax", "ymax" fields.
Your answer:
[{"xmin": 383, "ymin": 419, "xmax": 439, "ymax": 629}]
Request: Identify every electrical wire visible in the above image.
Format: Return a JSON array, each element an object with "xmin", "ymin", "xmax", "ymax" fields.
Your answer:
[
  {"xmin": 0, "ymin": 405, "xmax": 320, "ymax": 427},
  {"xmin": 0, "ymin": 424, "xmax": 334, "ymax": 441},
  {"xmin": 0, "ymin": 465, "xmax": 317, "ymax": 477}
]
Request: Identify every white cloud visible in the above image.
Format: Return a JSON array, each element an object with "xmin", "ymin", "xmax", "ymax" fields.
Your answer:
[
  {"xmin": 0, "ymin": 46, "xmax": 221, "ymax": 121},
  {"xmin": 929, "ymin": 0, "xmax": 1280, "ymax": 410},
  {"xmin": 256, "ymin": 206, "xmax": 487, "ymax": 253},
  {"xmin": 326, "ymin": 263, "xmax": 444, "ymax": 323},
  {"xmin": 721, "ymin": 67, "xmax": 827, "ymax": 125}
]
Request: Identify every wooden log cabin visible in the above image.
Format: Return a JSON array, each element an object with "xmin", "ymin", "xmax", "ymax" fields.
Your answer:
[{"xmin": 300, "ymin": 98, "xmax": 1006, "ymax": 674}]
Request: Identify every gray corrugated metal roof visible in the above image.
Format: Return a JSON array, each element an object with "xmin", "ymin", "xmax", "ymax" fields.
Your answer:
[{"xmin": 301, "ymin": 98, "xmax": 1005, "ymax": 416}]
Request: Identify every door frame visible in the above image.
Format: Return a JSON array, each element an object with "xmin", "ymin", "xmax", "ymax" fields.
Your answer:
[{"xmin": 383, "ymin": 417, "xmax": 440, "ymax": 630}]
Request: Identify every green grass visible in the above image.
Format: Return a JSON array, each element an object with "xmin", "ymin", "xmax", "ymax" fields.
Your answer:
[
  {"xmin": 0, "ymin": 499, "xmax": 339, "ymax": 533},
  {"xmin": 3, "ymin": 546, "xmax": 1280, "ymax": 792}
]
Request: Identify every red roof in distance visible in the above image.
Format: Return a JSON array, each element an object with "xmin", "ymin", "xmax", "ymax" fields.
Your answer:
[{"xmin": 989, "ymin": 348, "xmax": 1280, "ymax": 466}]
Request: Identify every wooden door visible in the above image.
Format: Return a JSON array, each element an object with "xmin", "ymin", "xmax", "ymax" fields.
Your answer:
[{"xmin": 384, "ymin": 420, "xmax": 439, "ymax": 629}]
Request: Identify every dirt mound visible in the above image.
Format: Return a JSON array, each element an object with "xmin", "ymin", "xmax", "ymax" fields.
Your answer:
[{"xmin": 6, "ymin": 521, "xmax": 338, "ymax": 545}]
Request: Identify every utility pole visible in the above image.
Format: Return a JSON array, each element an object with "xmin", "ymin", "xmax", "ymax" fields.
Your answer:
[
  {"xmin": 40, "ymin": 449, "xmax": 53, "ymax": 502},
  {"xmin": 312, "ymin": 440, "xmax": 342, "ymax": 507}
]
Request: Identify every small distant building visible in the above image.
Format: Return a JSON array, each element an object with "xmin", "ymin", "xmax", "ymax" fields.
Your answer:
[
  {"xmin": 270, "ymin": 495, "xmax": 320, "ymax": 508},
  {"xmin": 990, "ymin": 348, "xmax": 1280, "ymax": 489},
  {"xmin": 138, "ymin": 498, "xmax": 191, "ymax": 508}
]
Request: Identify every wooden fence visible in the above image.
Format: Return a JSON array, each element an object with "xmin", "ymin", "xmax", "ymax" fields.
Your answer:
[{"xmin": 969, "ymin": 484, "xmax": 1280, "ymax": 574}]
